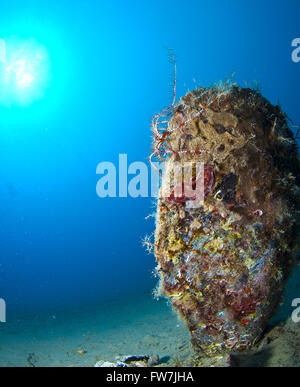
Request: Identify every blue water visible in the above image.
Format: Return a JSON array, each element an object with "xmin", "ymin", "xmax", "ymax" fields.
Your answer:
[{"xmin": 0, "ymin": 0, "xmax": 299, "ymax": 365}]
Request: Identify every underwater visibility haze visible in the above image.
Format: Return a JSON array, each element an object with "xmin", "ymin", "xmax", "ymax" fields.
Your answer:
[{"xmin": 0, "ymin": 0, "xmax": 299, "ymax": 367}]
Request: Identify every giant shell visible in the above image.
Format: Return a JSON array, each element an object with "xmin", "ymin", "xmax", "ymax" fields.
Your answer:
[{"xmin": 153, "ymin": 86, "xmax": 300, "ymax": 357}]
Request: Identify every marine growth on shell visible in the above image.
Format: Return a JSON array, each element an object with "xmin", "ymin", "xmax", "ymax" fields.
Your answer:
[{"xmin": 151, "ymin": 74, "xmax": 300, "ymax": 357}]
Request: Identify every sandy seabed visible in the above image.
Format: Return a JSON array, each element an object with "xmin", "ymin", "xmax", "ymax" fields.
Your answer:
[{"xmin": 0, "ymin": 266, "xmax": 299, "ymax": 367}]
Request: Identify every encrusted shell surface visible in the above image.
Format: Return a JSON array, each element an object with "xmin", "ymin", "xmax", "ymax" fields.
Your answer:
[{"xmin": 154, "ymin": 86, "xmax": 300, "ymax": 356}]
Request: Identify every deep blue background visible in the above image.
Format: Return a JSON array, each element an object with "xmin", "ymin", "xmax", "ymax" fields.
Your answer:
[{"xmin": 0, "ymin": 0, "xmax": 299, "ymax": 311}]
